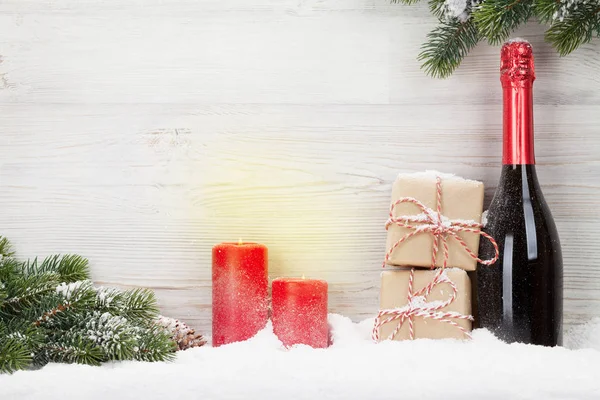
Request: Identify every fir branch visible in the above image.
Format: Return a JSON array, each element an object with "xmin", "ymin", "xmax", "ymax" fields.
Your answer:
[
  {"xmin": 2, "ymin": 272, "xmax": 61, "ymax": 315},
  {"xmin": 0, "ymin": 282, "xmax": 6, "ymax": 306},
  {"xmin": 0, "ymin": 337, "xmax": 31, "ymax": 374},
  {"xmin": 117, "ymin": 288, "xmax": 161, "ymax": 324},
  {"xmin": 57, "ymin": 255, "xmax": 90, "ymax": 282},
  {"xmin": 3, "ymin": 318, "xmax": 45, "ymax": 347},
  {"xmin": 0, "ymin": 258, "xmax": 22, "ymax": 282},
  {"xmin": 393, "ymin": 0, "xmax": 600, "ymax": 77},
  {"xmin": 44, "ymin": 337, "xmax": 104, "ymax": 366},
  {"xmin": 80, "ymin": 312, "xmax": 139, "ymax": 360},
  {"xmin": 34, "ymin": 281, "xmax": 96, "ymax": 327},
  {"xmin": 473, "ymin": 0, "xmax": 535, "ymax": 45},
  {"xmin": 545, "ymin": 2, "xmax": 600, "ymax": 55},
  {"xmin": 418, "ymin": 19, "xmax": 480, "ymax": 78},
  {"xmin": 535, "ymin": 0, "xmax": 562, "ymax": 23},
  {"xmin": 0, "ymin": 258, "xmax": 20, "ymax": 308},
  {"xmin": 0, "ymin": 236, "xmax": 185, "ymax": 373},
  {"xmin": 0, "ymin": 237, "xmax": 15, "ymax": 258},
  {"xmin": 430, "ymin": 0, "xmax": 449, "ymax": 20},
  {"xmin": 94, "ymin": 286, "xmax": 123, "ymax": 310},
  {"xmin": 135, "ymin": 326, "xmax": 177, "ymax": 362},
  {"xmin": 24, "ymin": 255, "xmax": 90, "ymax": 283}
]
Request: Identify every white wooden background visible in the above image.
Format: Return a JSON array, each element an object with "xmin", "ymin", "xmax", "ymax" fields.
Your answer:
[{"xmin": 1, "ymin": 0, "xmax": 599, "ymax": 336}]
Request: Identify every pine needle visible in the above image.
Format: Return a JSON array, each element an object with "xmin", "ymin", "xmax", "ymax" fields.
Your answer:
[
  {"xmin": 473, "ymin": 0, "xmax": 534, "ymax": 45},
  {"xmin": 136, "ymin": 326, "xmax": 178, "ymax": 362},
  {"xmin": 56, "ymin": 255, "xmax": 91, "ymax": 283},
  {"xmin": 418, "ymin": 20, "xmax": 480, "ymax": 79},
  {"xmin": 546, "ymin": 3, "xmax": 600, "ymax": 56},
  {"xmin": 0, "ymin": 237, "xmax": 15, "ymax": 258},
  {"xmin": 24, "ymin": 255, "xmax": 90, "ymax": 283},
  {"xmin": 0, "ymin": 338, "xmax": 32, "ymax": 374},
  {"xmin": 118, "ymin": 288, "xmax": 160, "ymax": 324},
  {"xmin": 45, "ymin": 337, "xmax": 104, "ymax": 366},
  {"xmin": 2, "ymin": 272, "xmax": 61, "ymax": 314}
]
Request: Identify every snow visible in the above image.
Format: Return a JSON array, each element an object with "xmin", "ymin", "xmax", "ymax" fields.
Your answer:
[
  {"xmin": 2, "ymin": 315, "xmax": 600, "ymax": 399},
  {"xmin": 85, "ymin": 312, "xmax": 130, "ymax": 346},
  {"xmin": 481, "ymin": 210, "xmax": 489, "ymax": 227},
  {"xmin": 95, "ymin": 286, "xmax": 120, "ymax": 307},
  {"xmin": 390, "ymin": 294, "xmax": 447, "ymax": 314},
  {"xmin": 396, "ymin": 170, "xmax": 481, "ymax": 185},
  {"xmin": 55, "ymin": 280, "xmax": 89, "ymax": 301},
  {"xmin": 443, "ymin": 0, "xmax": 469, "ymax": 22},
  {"xmin": 506, "ymin": 37, "xmax": 531, "ymax": 44}
]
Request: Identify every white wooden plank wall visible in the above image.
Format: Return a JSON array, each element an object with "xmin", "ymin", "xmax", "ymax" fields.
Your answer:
[{"xmin": 1, "ymin": 0, "xmax": 599, "ymax": 335}]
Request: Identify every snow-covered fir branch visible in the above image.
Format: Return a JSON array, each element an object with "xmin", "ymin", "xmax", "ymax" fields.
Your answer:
[
  {"xmin": 552, "ymin": 0, "xmax": 597, "ymax": 22},
  {"xmin": 0, "ymin": 236, "xmax": 178, "ymax": 373},
  {"xmin": 95, "ymin": 286, "xmax": 120, "ymax": 308},
  {"xmin": 56, "ymin": 280, "xmax": 90, "ymax": 302}
]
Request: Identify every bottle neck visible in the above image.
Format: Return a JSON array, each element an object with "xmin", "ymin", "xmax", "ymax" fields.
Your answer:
[{"xmin": 502, "ymin": 84, "xmax": 535, "ymax": 165}]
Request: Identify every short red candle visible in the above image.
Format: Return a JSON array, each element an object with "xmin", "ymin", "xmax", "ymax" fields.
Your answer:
[
  {"xmin": 271, "ymin": 277, "xmax": 329, "ymax": 348},
  {"xmin": 212, "ymin": 242, "xmax": 268, "ymax": 347}
]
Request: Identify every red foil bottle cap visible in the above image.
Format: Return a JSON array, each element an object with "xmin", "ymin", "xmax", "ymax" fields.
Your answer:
[{"xmin": 500, "ymin": 39, "xmax": 535, "ymax": 87}]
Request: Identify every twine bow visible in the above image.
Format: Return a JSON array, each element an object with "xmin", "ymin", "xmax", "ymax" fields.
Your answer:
[
  {"xmin": 372, "ymin": 268, "xmax": 473, "ymax": 341},
  {"xmin": 372, "ymin": 176, "xmax": 499, "ymax": 341}
]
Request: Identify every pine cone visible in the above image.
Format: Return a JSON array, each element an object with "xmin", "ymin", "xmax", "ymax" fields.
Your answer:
[{"xmin": 156, "ymin": 315, "xmax": 206, "ymax": 351}]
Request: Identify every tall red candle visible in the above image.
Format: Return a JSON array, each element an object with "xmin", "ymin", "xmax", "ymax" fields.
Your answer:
[
  {"xmin": 271, "ymin": 277, "xmax": 329, "ymax": 348},
  {"xmin": 212, "ymin": 242, "xmax": 268, "ymax": 347}
]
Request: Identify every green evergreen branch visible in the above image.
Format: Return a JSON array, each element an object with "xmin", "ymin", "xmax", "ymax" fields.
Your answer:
[
  {"xmin": 79, "ymin": 312, "xmax": 139, "ymax": 360},
  {"xmin": 135, "ymin": 326, "xmax": 177, "ymax": 362},
  {"xmin": 56, "ymin": 255, "xmax": 90, "ymax": 282},
  {"xmin": 394, "ymin": 0, "xmax": 600, "ymax": 77},
  {"xmin": 473, "ymin": 0, "xmax": 535, "ymax": 44},
  {"xmin": 418, "ymin": 20, "xmax": 480, "ymax": 78},
  {"xmin": 34, "ymin": 281, "xmax": 97, "ymax": 327},
  {"xmin": 546, "ymin": 4, "xmax": 600, "ymax": 55},
  {"xmin": 0, "ymin": 237, "xmax": 15, "ymax": 258},
  {"xmin": 23, "ymin": 255, "xmax": 90, "ymax": 283},
  {"xmin": 0, "ymin": 337, "xmax": 31, "ymax": 374},
  {"xmin": 535, "ymin": 0, "xmax": 561, "ymax": 23},
  {"xmin": 429, "ymin": 0, "xmax": 448, "ymax": 20},
  {"xmin": 0, "ymin": 283, "xmax": 6, "ymax": 306},
  {"xmin": 44, "ymin": 337, "xmax": 104, "ymax": 366},
  {"xmin": 118, "ymin": 288, "xmax": 161, "ymax": 324},
  {"xmin": 0, "ymin": 258, "xmax": 21, "ymax": 282},
  {"xmin": 0, "ymin": 236, "xmax": 179, "ymax": 374},
  {"xmin": 2, "ymin": 272, "xmax": 61, "ymax": 315},
  {"xmin": 95, "ymin": 286, "xmax": 123, "ymax": 310}
]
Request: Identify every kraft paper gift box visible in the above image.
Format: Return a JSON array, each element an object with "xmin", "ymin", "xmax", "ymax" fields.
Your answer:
[
  {"xmin": 384, "ymin": 171, "xmax": 485, "ymax": 271},
  {"xmin": 376, "ymin": 268, "xmax": 472, "ymax": 341}
]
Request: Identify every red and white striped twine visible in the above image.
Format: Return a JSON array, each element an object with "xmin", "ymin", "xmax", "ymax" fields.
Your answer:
[{"xmin": 372, "ymin": 176, "xmax": 499, "ymax": 342}]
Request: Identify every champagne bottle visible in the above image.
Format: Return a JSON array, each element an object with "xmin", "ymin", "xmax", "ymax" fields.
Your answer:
[{"xmin": 476, "ymin": 40, "xmax": 563, "ymax": 346}]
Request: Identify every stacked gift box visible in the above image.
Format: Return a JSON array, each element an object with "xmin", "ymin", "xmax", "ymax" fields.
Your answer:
[{"xmin": 373, "ymin": 171, "xmax": 496, "ymax": 341}]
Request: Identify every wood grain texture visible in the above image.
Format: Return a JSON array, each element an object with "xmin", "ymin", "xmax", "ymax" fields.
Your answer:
[{"xmin": 1, "ymin": 0, "xmax": 599, "ymax": 335}]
